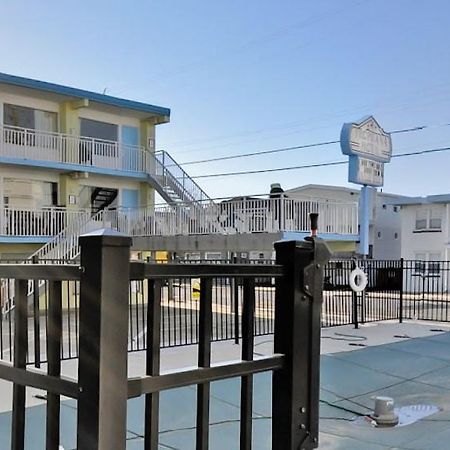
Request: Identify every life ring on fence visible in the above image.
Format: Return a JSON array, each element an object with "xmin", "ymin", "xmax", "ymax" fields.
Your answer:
[{"xmin": 349, "ymin": 267, "xmax": 368, "ymax": 292}]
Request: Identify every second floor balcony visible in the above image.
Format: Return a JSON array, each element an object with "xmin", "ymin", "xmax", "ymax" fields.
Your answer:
[{"xmin": 0, "ymin": 124, "xmax": 153, "ymax": 176}]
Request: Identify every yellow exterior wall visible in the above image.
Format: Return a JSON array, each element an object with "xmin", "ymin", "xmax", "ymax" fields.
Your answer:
[
  {"xmin": 59, "ymin": 101, "xmax": 81, "ymax": 135},
  {"xmin": 139, "ymin": 182, "xmax": 155, "ymax": 208},
  {"xmin": 140, "ymin": 119, "xmax": 156, "ymax": 150},
  {"xmin": 59, "ymin": 174, "xmax": 80, "ymax": 209}
]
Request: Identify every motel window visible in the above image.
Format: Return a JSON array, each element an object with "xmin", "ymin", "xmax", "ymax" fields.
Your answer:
[
  {"xmin": 414, "ymin": 253, "xmax": 441, "ymax": 276},
  {"xmin": 415, "ymin": 209, "xmax": 428, "ymax": 230},
  {"xmin": 414, "ymin": 253, "xmax": 426, "ymax": 275},
  {"xmin": 3, "ymin": 104, "xmax": 57, "ymax": 133},
  {"xmin": 429, "ymin": 209, "xmax": 442, "ymax": 230},
  {"xmin": 80, "ymin": 118, "xmax": 118, "ymax": 142},
  {"xmin": 428, "ymin": 253, "xmax": 441, "ymax": 276},
  {"xmin": 80, "ymin": 118, "xmax": 118, "ymax": 157},
  {"xmin": 415, "ymin": 208, "xmax": 442, "ymax": 231}
]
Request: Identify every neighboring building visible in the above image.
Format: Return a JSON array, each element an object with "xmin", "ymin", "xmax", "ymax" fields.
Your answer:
[
  {"xmin": 394, "ymin": 195, "xmax": 450, "ymax": 262},
  {"xmin": 286, "ymin": 184, "xmax": 408, "ymax": 259}
]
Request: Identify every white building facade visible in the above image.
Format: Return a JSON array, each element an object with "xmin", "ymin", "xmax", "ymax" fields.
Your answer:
[
  {"xmin": 396, "ymin": 195, "xmax": 450, "ymax": 262},
  {"xmin": 286, "ymin": 184, "xmax": 408, "ymax": 259}
]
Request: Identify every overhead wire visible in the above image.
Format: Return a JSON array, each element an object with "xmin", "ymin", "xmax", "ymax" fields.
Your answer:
[
  {"xmin": 165, "ymin": 87, "xmax": 450, "ymax": 152},
  {"xmin": 190, "ymin": 145, "xmax": 450, "ymax": 179},
  {"xmin": 175, "ymin": 122, "xmax": 450, "ymax": 167},
  {"xmin": 180, "ymin": 139, "xmax": 340, "ymax": 166}
]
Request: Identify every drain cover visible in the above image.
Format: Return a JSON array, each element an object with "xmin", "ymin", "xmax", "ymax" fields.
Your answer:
[{"xmin": 353, "ymin": 404, "xmax": 440, "ymax": 428}]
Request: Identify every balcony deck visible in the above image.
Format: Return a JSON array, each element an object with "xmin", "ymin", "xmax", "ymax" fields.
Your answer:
[
  {"xmin": 0, "ymin": 196, "xmax": 358, "ymax": 246},
  {"xmin": 0, "ymin": 125, "xmax": 152, "ymax": 178}
]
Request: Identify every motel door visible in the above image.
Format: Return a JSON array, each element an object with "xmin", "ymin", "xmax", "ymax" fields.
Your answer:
[{"xmin": 122, "ymin": 125, "xmax": 139, "ymax": 171}]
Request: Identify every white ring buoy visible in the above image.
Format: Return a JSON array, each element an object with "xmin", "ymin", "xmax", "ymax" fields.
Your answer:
[{"xmin": 349, "ymin": 267, "xmax": 368, "ymax": 292}]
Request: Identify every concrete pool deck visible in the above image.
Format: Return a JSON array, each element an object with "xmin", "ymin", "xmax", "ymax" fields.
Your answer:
[{"xmin": 1, "ymin": 321, "xmax": 450, "ymax": 449}]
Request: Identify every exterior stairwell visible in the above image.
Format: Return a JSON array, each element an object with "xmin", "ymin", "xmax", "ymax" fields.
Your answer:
[
  {"xmin": 91, "ymin": 187, "xmax": 118, "ymax": 214},
  {"xmin": 29, "ymin": 150, "xmax": 213, "ymax": 262},
  {"xmin": 151, "ymin": 150, "xmax": 212, "ymax": 205},
  {"xmin": 0, "ymin": 150, "xmax": 219, "ymax": 314}
]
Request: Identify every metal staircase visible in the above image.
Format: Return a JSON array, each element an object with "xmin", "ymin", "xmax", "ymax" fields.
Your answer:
[
  {"xmin": 151, "ymin": 150, "xmax": 212, "ymax": 205},
  {"xmin": 91, "ymin": 187, "xmax": 118, "ymax": 213},
  {"xmin": 27, "ymin": 150, "xmax": 212, "ymax": 263}
]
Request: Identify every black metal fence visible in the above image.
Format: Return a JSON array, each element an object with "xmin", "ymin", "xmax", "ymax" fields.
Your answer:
[
  {"xmin": 0, "ymin": 234, "xmax": 330, "ymax": 450},
  {"xmin": 1, "ymin": 258, "xmax": 450, "ymax": 366},
  {"xmin": 323, "ymin": 259, "xmax": 450, "ymax": 327}
]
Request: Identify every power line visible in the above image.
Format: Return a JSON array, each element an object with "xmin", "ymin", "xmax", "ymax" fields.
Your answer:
[
  {"xmin": 165, "ymin": 86, "xmax": 450, "ymax": 151},
  {"xmin": 190, "ymin": 145, "xmax": 450, "ymax": 179},
  {"xmin": 180, "ymin": 139, "xmax": 340, "ymax": 166},
  {"xmin": 177, "ymin": 123, "xmax": 450, "ymax": 167}
]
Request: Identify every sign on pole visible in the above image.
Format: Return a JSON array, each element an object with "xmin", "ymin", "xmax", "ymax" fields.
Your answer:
[{"xmin": 340, "ymin": 116, "xmax": 393, "ymax": 255}]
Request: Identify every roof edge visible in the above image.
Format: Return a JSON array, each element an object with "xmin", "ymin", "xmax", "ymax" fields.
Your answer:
[{"xmin": 0, "ymin": 72, "xmax": 170, "ymax": 117}]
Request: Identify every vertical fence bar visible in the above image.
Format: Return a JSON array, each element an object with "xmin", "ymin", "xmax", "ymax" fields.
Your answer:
[
  {"xmin": 399, "ymin": 258, "xmax": 404, "ymax": 323},
  {"xmin": 77, "ymin": 230, "xmax": 132, "ymax": 450},
  {"xmin": 272, "ymin": 239, "xmax": 330, "ymax": 450},
  {"xmin": 11, "ymin": 279, "xmax": 28, "ymax": 450},
  {"xmin": 196, "ymin": 278, "xmax": 213, "ymax": 450},
  {"xmin": 233, "ymin": 255, "xmax": 240, "ymax": 344},
  {"xmin": 46, "ymin": 280, "xmax": 62, "ymax": 450},
  {"xmin": 32, "ymin": 256, "xmax": 41, "ymax": 368},
  {"xmin": 352, "ymin": 290, "xmax": 359, "ymax": 329},
  {"xmin": 351, "ymin": 261, "xmax": 359, "ymax": 329},
  {"xmin": 144, "ymin": 279, "xmax": 162, "ymax": 450},
  {"xmin": 240, "ymin": 278, "xmax": 255, "ymax": 450}
]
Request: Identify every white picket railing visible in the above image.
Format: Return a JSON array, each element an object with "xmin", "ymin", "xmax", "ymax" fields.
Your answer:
[
  {"xmin": 0, "ymin": 207, "xmax": 88, "ymax": 237},
  {"xmin": 0, "ymin": 125, "xmax": 151, "ymax": 173},
  {"xmin": 28, "ymin": 208, "xmax": 109, "ymax": 261},
  {"xmin": 1, "ymin": 197, "xmax": 358, "ymax": 261},
  {"xmin": 104, "ymin": 197, "xmax": 358, "ymax": 238}
]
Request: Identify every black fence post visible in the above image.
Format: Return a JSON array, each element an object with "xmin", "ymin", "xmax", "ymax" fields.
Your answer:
[
  {"xmin": 232, "ymin": 254, "xmax": 240, "ymax": 344},
  {"xmin": 399, "ymin": 258, "xmax": 404, "ymax": 323},
  {"xmin": 76, "ymin": 229, "xmax": 132, "ymax": 450},
  {"xmin": 32, "ymin": 255, "xmax": 41, "ymax": 368},
  {"xmin": 272, "ymin": 239, "xmax": 331, "ymax": 450},
  {"xmin": 11, "ymin": 279, "xmax": 28, "ymax": 450},
  {"xmin": 351, "ymin": 260, "xmax": 359, "ymax": 329},
  {"xmin": 46, "ymin": 280, "xmax": 62, "ymax": 450}
]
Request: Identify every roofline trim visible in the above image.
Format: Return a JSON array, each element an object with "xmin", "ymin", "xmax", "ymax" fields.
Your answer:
[{"xmin": 0, "ymin": 72, "xmax": 170, "ymax": 117}]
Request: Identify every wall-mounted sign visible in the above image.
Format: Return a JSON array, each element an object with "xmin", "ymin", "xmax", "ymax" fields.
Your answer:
[
  {"xmin": 349, "ymin": 155, "xmax": 384, "ymax": 187},
  {"xmin": 340, "ymin": 116, "xmax": 392, "ymax": 163}
]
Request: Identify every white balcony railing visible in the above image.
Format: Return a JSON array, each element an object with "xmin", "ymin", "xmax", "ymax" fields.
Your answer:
[
  {"xmin": 0, "ymin": 207, "xmax": 88, "ymax": 238},
  {"xmin": 1, "ymin": 197, "xmax": 358, "ymax": 241},
  {"xmin": 3, "ymin": 197, "xmax": 358, "ymax": 261},
  {"xmin": 0, "ymin": 125, "xmax": 151, "ymax": 173}
]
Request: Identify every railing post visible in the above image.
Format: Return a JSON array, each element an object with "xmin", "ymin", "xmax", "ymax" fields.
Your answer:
[
  {"xmin": 77, "ymin": 228, "xmax": 132, "ymax": 450},
  {"xmin": 272, "ymin": 238, "xmax": 331, "ymax": 450},
  {"xmin": 232, "ymin": 254, "xmax": 240, "ymax": 345},
  {"xmin": 11, "ymin": 279, "xmax": 28, "ymax": 450},
  {"xmin": 32, "ymin": 255, "xmax": 41, "ymax": 368}
]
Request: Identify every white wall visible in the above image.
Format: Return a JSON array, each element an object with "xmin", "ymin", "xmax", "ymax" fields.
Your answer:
[
  {"xmin": 286, "ymin": 185, "xmax": 404, "ymax": 259},
  {"xmin": 400, "ymin": 203, "xmax": 448, "ymax": 261}
]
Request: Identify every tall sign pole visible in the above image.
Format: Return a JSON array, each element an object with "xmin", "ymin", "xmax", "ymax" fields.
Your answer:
[{"xmin": 340, "ymin": 116, "xmax": 393, "ymax": 257}]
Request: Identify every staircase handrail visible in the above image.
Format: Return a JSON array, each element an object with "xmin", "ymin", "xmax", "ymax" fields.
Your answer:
[
  {"xmin": 151, "ymin": 150, "xmax": 212, "ymax": 204},
  {"xmin": 28, "ymin": 208, "xmax": 107, "ymax": 262}
]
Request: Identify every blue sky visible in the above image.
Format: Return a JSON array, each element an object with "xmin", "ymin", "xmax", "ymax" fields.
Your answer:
[{"xmin": 1, "ymin": 0, "xmax": 449, "ymax": 198}]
